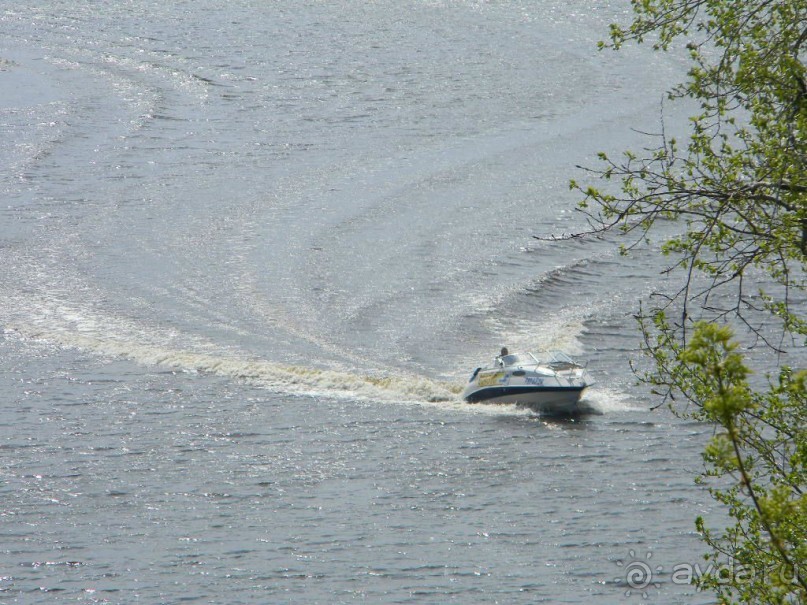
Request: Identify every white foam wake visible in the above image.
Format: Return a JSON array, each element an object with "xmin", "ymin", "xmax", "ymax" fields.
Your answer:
[
  {"xmin": 485, "ymin": 310, "xmax": 587, "ymax": 358},
  {"xmin": 581, "ymin": 386, "xmax": 647, "ymax": 413},
  {"xmin": 3, "ymin": 299, "xmax": 461, "ymax": 404}
]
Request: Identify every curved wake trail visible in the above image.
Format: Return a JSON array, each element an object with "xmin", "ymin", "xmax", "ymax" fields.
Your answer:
[{"xmin": 3, "ymin": 303, "xmax": 461, "ymax": 404}]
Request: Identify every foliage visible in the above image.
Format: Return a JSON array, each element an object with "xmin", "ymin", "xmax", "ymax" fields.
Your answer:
[
  {"xmin": 567, "ymin": 0, "xmax": 807, "ymax": 602},
  {"xmin": 644, "ymin": 319, "xmax": 806, "ymax": 602}
]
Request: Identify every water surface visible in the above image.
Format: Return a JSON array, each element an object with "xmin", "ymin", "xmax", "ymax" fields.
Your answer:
[{"xmin": 1, "ymin": 2, "xmax": 721, "ymax": 602}]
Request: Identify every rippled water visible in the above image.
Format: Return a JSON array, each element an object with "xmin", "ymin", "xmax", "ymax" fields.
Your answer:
[{"xmin": 1, "ymin": 2, "xmax": 724, "ymax": 603}]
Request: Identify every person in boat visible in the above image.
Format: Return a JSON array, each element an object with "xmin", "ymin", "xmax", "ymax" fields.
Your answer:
[{"xmin": 496, "ymin": 347, "xmax": 509, "ymax": 367}]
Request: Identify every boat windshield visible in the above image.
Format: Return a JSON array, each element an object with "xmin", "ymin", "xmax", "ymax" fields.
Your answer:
[
  {"xmin": 498, "ymin": 354, "xmax": 524, "ymax": 367},
  {"xmin": 547, "ymin": 351, "xmax": 576, "ymax": 364}
]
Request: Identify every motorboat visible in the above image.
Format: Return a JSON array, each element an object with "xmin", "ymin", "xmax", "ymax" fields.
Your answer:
[{"xmin": 462, "ymin": 351, "xmax": 594, "ymax": 414}]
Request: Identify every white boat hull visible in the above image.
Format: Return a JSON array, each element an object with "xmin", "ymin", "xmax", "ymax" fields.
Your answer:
[{"xmin": 462, "ymin": 352, "xmax": 593, "ymax": 415}]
